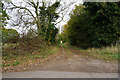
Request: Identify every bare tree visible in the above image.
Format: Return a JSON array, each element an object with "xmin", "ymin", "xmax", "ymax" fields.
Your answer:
[{"xmin": 6, "ymin": 0, "xmax": 76, "ymax": 34}]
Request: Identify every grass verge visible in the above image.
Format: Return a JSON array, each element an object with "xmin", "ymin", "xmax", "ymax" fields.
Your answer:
[
  {"xmin": 2, "ymin": 44, "xmax": 60, "ymax": 68},
  {"xmin": 63, "ymin": 42, "xmax": 119, "ymax": 62},
  {"xmin": 86, "ymin": 45, "xmax": 120, "ymax": 62}
]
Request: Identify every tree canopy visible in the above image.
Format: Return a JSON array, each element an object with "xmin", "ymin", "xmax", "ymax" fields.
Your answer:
[{"xmin": 65, "ymin": 2, "xmax": 120, "ymax": 48}]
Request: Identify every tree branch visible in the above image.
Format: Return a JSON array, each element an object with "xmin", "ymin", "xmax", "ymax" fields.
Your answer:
[{"xmin": 9, "ymin": 2, "xmax": 36, "ymax": 21}]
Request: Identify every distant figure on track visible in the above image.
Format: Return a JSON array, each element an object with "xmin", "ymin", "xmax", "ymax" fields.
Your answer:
[{"xmin": 61, "ymin": 41, "xmax": 63, "ymax": 44}]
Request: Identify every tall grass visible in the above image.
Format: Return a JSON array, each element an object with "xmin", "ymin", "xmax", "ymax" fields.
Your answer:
[{"xmin": 86, "ymin": 44, "xmax": 120, "ymax": 61}]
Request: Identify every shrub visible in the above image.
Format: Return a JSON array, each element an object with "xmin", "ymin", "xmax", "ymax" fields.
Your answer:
[{"xmin": 2, "ymin": 28, "xmax": 20, "ymax": 43}]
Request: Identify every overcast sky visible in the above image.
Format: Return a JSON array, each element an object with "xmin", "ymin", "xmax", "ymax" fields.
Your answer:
[{"xmin": 5, "ymin": 0, "xmax": 83, "ymax": 34}]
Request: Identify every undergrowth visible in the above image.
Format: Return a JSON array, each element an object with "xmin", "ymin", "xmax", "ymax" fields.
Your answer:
[{"xmin": 2, "ymin": 43, "xmax": 60, "ymax": 67}]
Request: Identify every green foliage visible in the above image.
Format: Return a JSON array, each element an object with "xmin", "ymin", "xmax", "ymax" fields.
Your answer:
[
  {"xmin": 57, "ymin": 33, "xmax": 67, "ymax": 44},
  {"xmin": 67, "ymin": 5, "xmax": 90, "ymax": 48},
  {"xmin": 83, "ymin": 2, "xmax": 120, "ymax": 47},
  {"xmin": 12, "ymin": 61, "xmax": 20, "ymax": 66},
  {"xmin": 2, "ymin": 28, "xmax": 20, "ymax": 43},
  {"xmin": 61, "ymin": 43, "xmax": 66, "ymax": 48},
  {"xmin": 59, "ymin": 24, "xmax": 68, "ymax": 43},
  {"xmin": 66, "ymin": 3, "xmax": 120, "ymax": 48},
  {"xmin": 46, "ymin": 24, "xmax": 58, "ymax": 45},
  {"xmin": 39, "ymin": 1, "xmax": 60, "ymax": 45}
]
